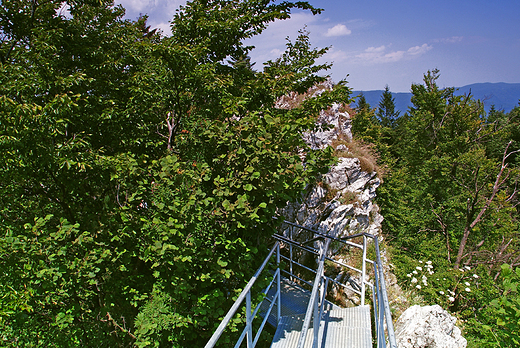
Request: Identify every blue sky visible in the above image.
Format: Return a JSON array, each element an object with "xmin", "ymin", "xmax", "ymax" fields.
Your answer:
[{"xmin": 116, "ymin": 0, "xmax": 520, "ymax": 92}]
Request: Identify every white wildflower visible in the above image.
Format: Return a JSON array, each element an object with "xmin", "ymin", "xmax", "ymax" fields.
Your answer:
[
  {"xmin": 416, "ymin": 267, "xmax": 423, "ymax": 271},
  {"xmin": 407, "ymin": 273, "xmax": 412, "ymax": 277},
  {"xmin": 465, "ymin": 282, "xmax": 470, "ymax": 286},
  {"xmin": 464, "ymin": 266, "xmax": 471, "ymax": 271},
  {"xmin": 416, "ymin": 285, "xmax": 422, "ymax": 289},
  {"xmin": 419, "ymin": 260, "xmax": 423, "ymax": 263},
  {"xmin": 426, "ymin": 261, "xmax": 432, "ymax": 265},
  {"xmin": 411, "ymin": 277, "xmax": 418, "ymax": 284},
  {"xmin": 413, "ymin": 270, "xmax": 418, "ymax": 275},
  {"xmin": 473, "ymin": 274, "xmax": 479, "ymax": 279},
  {"xmin": 439, "ymin": 291, "xmax": 445, "ymax": 295},
  {"xmin": 465, "ymin": 287, "xmax": 471, "ymax": 292},
  {"xmin": 448, "ymin": 296, "xmax": 455, "ymax": 302}
]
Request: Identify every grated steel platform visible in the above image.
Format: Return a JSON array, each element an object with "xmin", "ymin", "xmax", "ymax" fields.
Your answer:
[
  {"xmin": 271, "ymin": 306, "xmax": 372, "ymax": 348},
  {"xmin": 260, "ymin": 277, "xmax": 340, "ymax": 327}
]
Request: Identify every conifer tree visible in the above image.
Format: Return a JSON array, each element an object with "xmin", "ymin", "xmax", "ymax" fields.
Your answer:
[{"xmin": 376, "ymin": 85, "xmax": 400, "ymax": 128}]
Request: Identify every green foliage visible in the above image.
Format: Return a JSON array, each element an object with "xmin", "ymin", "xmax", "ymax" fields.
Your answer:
[
  {"xmin": 0, "ymin": 0, "xmax": 350, "ymax": 346},
  {"xmin": 351, "ymin": 93, "xmax": 379, "ymax": 143},
  {"xmin": 376, "ymin": 85, "xmax": 400, "ymax": 128},
  {"xmin": 486, "ymin": 265, "xmax": 520, "ymax": 347},
  {"xmin": 373, "ymin": 69, "xmax": 520, "ymax": 346}
]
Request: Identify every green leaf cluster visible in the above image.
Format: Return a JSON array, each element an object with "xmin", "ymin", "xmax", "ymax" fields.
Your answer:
[
  {"xmin": 362, "ymin": 70, "xmax": 520, "ymax": 346},
  {"xmin": 0, "ymin": 0, "xmax": 350, "ymax": 346}
]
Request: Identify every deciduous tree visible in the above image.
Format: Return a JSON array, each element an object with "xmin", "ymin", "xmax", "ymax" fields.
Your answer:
[{"xmin": 0, "ymin": 0, "xmax": 351, "ymax": 346}]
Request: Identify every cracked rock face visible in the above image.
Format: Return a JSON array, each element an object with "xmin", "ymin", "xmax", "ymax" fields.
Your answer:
[
  {"xmin": 279, "ymin": 105, "xmax": 381, "ymax": 243},
  {"xmin": 395, "ymin": 305, "xmax": 467, "ymax": 348},
  {"xmin": 303, "ymin": 102, "xmax": 352, "ymax": 150}
]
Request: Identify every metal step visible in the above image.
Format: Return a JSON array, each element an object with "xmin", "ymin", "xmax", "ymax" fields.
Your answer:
[
  {"xmin": 271, "ymin": 306, "xmax": 372, "ymax": 348},
  {"xmin": 260, "ymin": 277, "xmax": 341, "ymax": 327}
]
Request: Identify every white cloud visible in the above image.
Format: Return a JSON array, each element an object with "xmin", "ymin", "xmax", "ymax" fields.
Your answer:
[
  {"xmin": 325, "ymin": 48, "xmax": 349, "ymax": 61},
  {"xmin": 152, "ymin": 21, "xmax": 173, "ymax": 37},
  {"xmin": 270, "ymin": 48, "xmax": 284, "ymax": 57},
  {"xmin": 366, "ymin": 45, "xmax": 386, "ymax": 53},
  {"xmin": 246, "ymin": 12, "xmax": 319, "ymax": 64},
  {"xmin": 117, "ymin": 0, "xmax": 155, "ymax": 14},
  {"xmin": 116, "ymin": 0, "xmax": 186, "ymax": 27},
  {"xmin": 355, "ymin": 43, "xmax": 431, "ymax": 64},
  {"xmin": 325, "ymin": 24, "xmax": 351, "ymax": 37},
  {"xmin": 356, "ymin": 45, "xmax": 404, "ymax": 63},
  {"xmin": 315, "ymin": 47, "xmax": 350, "ymax": 68},
  {"xmin": 407, "ymin": 43, "xmax": 432, "ymax": 55}
]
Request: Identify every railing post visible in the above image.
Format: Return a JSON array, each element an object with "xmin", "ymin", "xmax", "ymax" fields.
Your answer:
[
  {"xmin": 290, "ymin": 227, "xmax": 294, "ymax": 282},
  {"xmin": 276, "ymin": 243, "xmax": 281, "ymax": 323},
  {"xmin": 371, "ymin": 279, "xmax": 378, "ymax": 348},
  {"xmin": 313, "ymin": 277, "xmax": 321, "ymax": 347},
  {"xmin": 361, "ymin": 235, "xmax": 367, "ymax": 305},
  {"xmin": 297, "ymin": 236, "xmax": 331, "ymax": 348},
  {"xmin": 376, "ymin": 264, "xmax": 385, "ymax": 348},
  {"xmin": 246, "ymin": 292, "xmax": 252, "ymax": 348}
]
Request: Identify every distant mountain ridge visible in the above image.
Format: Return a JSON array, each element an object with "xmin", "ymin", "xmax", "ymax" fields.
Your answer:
[{"xmin": 352, "ymin": 82, "xmax": 520, "ymax": 114}]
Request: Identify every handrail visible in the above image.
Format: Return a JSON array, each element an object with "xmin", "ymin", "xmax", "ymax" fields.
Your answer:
[
  {"xmin": 204, "ymin": 242, "xmax": 280, "ymax": 348},
  {"xmin": 295, "ymin": 236, "xmax": 331, "ymax": 348},
  {"xmin": 373, "ymin": 236, "xmax": 397, "ymax": 348},
  {"xmin": 205, "ymin": 219, "xmax": 397, "ymax": 348},
  {"xmin": 277, "ymin": 220, "xmax": 397, "ymax": 348}
]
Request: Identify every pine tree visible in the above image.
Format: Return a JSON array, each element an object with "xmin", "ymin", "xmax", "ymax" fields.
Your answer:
[{"xmin": 376, "ymin": 85, "xmax": 400, "ymax": 128}]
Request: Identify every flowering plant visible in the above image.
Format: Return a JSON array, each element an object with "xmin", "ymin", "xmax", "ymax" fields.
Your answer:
[{"xmin": 404, "ymin": 259, "xmax": 482, "ymax": 308}]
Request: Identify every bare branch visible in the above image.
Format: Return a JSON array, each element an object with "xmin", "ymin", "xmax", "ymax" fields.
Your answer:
[{"xmin": 103, "ymin": 312, "xmax": 136, "ymax": 340}]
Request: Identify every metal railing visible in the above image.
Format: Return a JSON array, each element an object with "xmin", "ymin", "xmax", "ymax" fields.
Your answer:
[
  {"xmin": 204, "ymin": 241, "xmax": 281, "ymax": 348},
  {"xmin": 277, "ymin": 220, "xmax": 397, "ymax": 348},
  {"xmin": 205, "ymin": 220, "xmax": 397, "ymax": 348}
]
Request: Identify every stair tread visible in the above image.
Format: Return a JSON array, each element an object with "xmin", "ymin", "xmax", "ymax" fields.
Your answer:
[{"xmin": 271, "ymin": 307, "xmax": 372, "ymax": 348}]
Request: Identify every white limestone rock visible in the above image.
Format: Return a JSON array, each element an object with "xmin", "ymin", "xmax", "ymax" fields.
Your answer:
[
  {"xmin": 303, "ymin": 102, "xmax": 351, "ymax": 150},
  {"xmin": 395, "ymin": 305, "xmax": 467, "ymax": 348}
]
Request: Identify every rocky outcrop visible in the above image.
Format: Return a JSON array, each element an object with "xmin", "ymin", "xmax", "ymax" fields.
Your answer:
[
  {"xmin": 302, "ymin": 102, "xmax": 352, "ymax": 150},
  {"xmin": 279, "ymin": 100, "xmax": 381, "ymax": 243},
  {"xmin": 277, "ymin": 95, "xmax": 383, "ymax": 306},
  {"xmin": 395, "ymin": 305, "xmax": 467, "ymax": 348},
  {"xmin": 280, "ymin": 157, "xmax": 382, "ymax": 240},
  {"xmin": 277, "ymin": 84, "xmax": 466, "ymax": 347}
]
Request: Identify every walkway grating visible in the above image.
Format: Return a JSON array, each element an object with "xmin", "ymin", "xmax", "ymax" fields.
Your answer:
[
  {"xmin": 271, "ymin": 306, "xmax": 372, "ymax": 348},
  {"xmin": 260, "ymin": 277, "xmax": 340, "ymax": 328},
  {"xmin": 260, "ymin": 277, "xmax": 372, "ymax": 348}
]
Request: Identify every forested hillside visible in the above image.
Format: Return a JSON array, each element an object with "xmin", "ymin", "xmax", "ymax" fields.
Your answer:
[
  {"xmin": 0, "ymin": 0, "xmax": 350, "ymax": 346},
  {"xmin": 1, "ymin": 0, "xmax": 519, "ymax": 347},
  {"xmin": 353, "ymin": 71, "xmax": 520, "ymax": 346},
  {"xmin": 352, "ymin": 82, "xmax": 520, "ymax": 115}
]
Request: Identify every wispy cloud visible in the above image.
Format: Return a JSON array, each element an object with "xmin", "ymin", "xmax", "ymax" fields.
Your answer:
[
  {"xmin": 407, "ymin": 43, "xmax": 432, "ymax": 56},
  {"xmin": 325, "ymin": 24, "xmax": 351, "ymax": 37},
  {"xmin": 355, "ymin": 43, "xmax": 432, "ymax": 64},
  {"xmin": 433, "ymin": 36, "xmax": 464, "ymax": 44}
]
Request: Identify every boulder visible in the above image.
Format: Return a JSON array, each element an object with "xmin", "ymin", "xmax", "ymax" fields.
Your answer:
[{"xmin": 395, "ymin": 305, "xmax": 467, "ymax": 348}]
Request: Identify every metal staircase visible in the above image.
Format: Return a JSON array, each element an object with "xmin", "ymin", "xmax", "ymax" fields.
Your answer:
[
  {"xmin": 271, "ymin": 306, "xmax": 372, "ymax": 348},
  {"xmin": 205, "ymin": 220, "xmax": 397, "ymax": 348}
]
